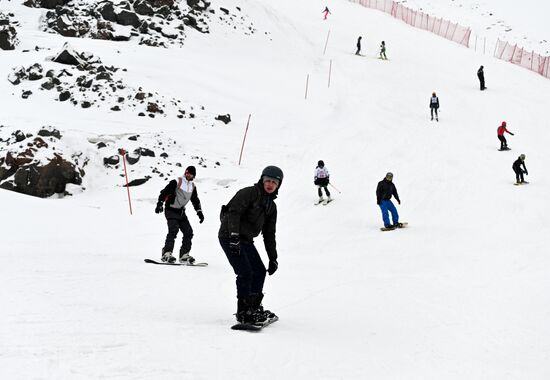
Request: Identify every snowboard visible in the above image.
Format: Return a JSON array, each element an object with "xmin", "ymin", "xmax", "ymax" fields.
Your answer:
[
  {"xmin": 380, "ymin": 222, "xmax": 408, "ymax": 231},
  {"xmin": 231, "ymin": 316, "xmax": 279, "ymax": 331},
  {"xmin": 498, "ymin": 147, "xmax": 511, "ymax": 151},
  {"xmin": 513, "ymin": 181, "xmax": 529, "ymax": 186},
  {"xmin": 144, "ymin": 258, "xmax": 208, "ymax": 267}
]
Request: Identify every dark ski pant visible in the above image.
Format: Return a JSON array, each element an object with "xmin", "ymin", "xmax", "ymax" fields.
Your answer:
[
  {"xmin": 219, "ymin": 238, "xmax": 266, "ymax": 299},
  {"xmin": 430, "ymin": 107, "xmax": 439, "ymax": 120},
  {"xmin": 514, "ymin": 168, "xmax": 525, "ymax": 183},
  {"xmin": 163, "ymin": 208, "xmax": 193, "ymax": 255},
  {"xmin": 478, "ymin": 75, "xmax": 485, "ymax": 90},
  {"xmin": 498, "ymin": 135, "xmax": 507, "ymax": 149},
  {"xmin": 379, "ymin": 200, "xmax": 399, "ymax": 227},
  {"xmin": 318, "ymin": 185, "xmax": 331, "ymax": 197}
]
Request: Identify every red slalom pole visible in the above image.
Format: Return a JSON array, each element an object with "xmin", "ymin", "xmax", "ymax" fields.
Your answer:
[
  {"xmin": 328, "ymin": 59, "xmax": 332, "ymax": 88},
  {"xmin": 121, "ymin": 148, "xmax": 133, "ymax": 215},
  {"xmin": 238, "ymin": 114, "xmax": 251, "ymax": 165},
  {"xmin": 323, "ymin": 29, "xmax": 331, "ymax": 55},
  {"xmin": 305, "ymin": 74, "xmax": 310, "ymax": 99}
]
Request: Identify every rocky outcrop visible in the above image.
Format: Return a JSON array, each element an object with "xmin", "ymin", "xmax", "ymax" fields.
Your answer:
[
  {"xmin": 0, "ymin": 127, "xmax": 84, "ymax": 198},
  {"xmin": 0, "ymin": 13, "xmax": 20, "ymax": 50}
]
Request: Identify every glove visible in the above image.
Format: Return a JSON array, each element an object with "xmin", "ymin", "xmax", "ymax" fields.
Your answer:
[
  {"xmin": 525, "ymin": 171, "xmax": 528, "ymax": 175},
  {"xmin": 511, "ymin": 133, "xmax": 515, "ymax": 136},
  {"xmin": 229, "ymin": 234, "xmax": 240, "ymax": 256},
  {"xmin": 197, "ymin": 211, "xmax": 204, "ymax": 223},
  {"xmin": 397, "ymin": 199, "xmax": 401, "ymax": 205},
  {"xmin": 267, "ymin": 259, "xmax": 278, "ymax": 275},
  {"xmin": 155, "ymin": 201, "xmax": 163, "ymax": 214}
]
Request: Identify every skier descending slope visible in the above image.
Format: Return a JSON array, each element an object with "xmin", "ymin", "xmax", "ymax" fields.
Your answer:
[
  {"xmin": 155, "ymin": 166, "xmax": 204, "ymax": 264},
  {"xmin": 219, "ymin": 166, "xmax": 282, "ymax": 328},
  {"xmin": 314, "ymin": 160, "xmax": 331, "ymax": 205},
  {"xmin": 497, "ymin": 121, "xmax": 514, "ymax": 150},
  {"xmin": 376, "ymin": 172, "xmax": 403, "ymax": 230},
  {"xmin": 322, "ymin": 6, "xmax": 331, "ymax": 20},
  {"xmin": 429, "ymin": 92, "xmax": 440, "ymax": 121}
]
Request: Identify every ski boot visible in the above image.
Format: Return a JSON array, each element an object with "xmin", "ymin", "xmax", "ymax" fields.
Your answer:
[
  {"xmin": 179, "ymin": 252, "xmax": 195, "ymax": 264},
  {"xmin": 161, "ymin": 250, "xmax": 176, "ymax": 263}
]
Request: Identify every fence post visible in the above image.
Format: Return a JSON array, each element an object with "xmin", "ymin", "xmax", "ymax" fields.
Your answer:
[
  {"xmin": 121, "ymin": 148, "xmax": 133, "ymax": 216},
  {"xmin": 238, "ymin": 114, "xmax": 251, "ymax": 166}
]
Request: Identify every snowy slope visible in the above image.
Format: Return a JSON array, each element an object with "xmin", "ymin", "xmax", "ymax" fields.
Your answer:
[{"xmin": 2, "ymin": 0, "xmax": 550, "ymax": 379}]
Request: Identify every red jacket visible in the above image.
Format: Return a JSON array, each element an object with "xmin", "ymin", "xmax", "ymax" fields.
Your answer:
[{"xmin": 497, "ymin": 126, "xmax": 512, "ymax": 136}]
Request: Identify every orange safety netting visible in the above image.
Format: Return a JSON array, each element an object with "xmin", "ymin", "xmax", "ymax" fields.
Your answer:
[
  {"xmin": 350, "ymin": 0, "xmax": 471, "ymax": 47},
  {"xmin": 494, "ymin": 39, "xmax": 550, "ymax": 78},
  {"xmin": 349, "ymin": 0, "xmax": 550, "ymax": 79}
]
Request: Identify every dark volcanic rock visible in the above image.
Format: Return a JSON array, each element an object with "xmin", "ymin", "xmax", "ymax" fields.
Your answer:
[
  {"xmin": 215, "ymin": 114, "xmax": 231, "ymax": 124},
  {"xmin": 52, "ymin": 43, "xmax": 86, "ymax": 66},
  {"xmin": 59, "ymin": 91, "xmax": 71, "ymax": 101},
  {"xmin": 37, "ymin": 127, "xmax": 62, "ymax": 139},
  {"xmin": 134, "ymin": 0, "xmax": 155, "ymax": 16},
  {"xmin": 124, "ymin": 176, "xmax": 151, "ymax": 187},
  {"xmin": 3, "ymin": 152, "xmax": 82, "ymax": 198},
  {"xmin": 103, "ymin": 155, "xmax": 120, "ymax": 166},
  {"xmin": 116, "ymin": 10, "xmax": 141, "ymax": 28},
  {"xmin": 97, "ymin": 2, "xmax": 117, "ymax": 22}
]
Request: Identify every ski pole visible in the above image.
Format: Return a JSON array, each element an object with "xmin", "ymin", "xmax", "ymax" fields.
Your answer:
[{"xmin": 329, "ymin": 183, "xmax": 341, "ymax": 194}]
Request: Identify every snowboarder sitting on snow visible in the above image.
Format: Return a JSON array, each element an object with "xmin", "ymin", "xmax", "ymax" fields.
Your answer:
[
  {"xmin": 477, "ymin": 65, "xmax": 486, "ymax": 90},
  {"xmin": 322, "ymin": 6, "xmax": 331, "ymax": 20},
  {"xmin": 314, "ymin": 160, "xmax": 331, "ymax": 203},
  {"xmin": 430, "ymin": 92, "xmax": 440, "ymax": 121},
  {"xmin": 356, "ymin": 36, "xmax": 362, "ymax": 55},
  {"xmin": 379, "ymin": 41, "xmax": 387, "ymax": 60},
  {"xmin": 219, "ymin": 166, "xmax": 283, "ymax": 325},
  {"xmin": 512, "ymin": 154, "xmax": 528, "ymax": 184},
  {"xmin": 497, "ymin": 121, "xmax": 514, "ymax": 150},
  {"xmin": 155, "ymin": 165, "xmax": 204, "ymax": 264},
  {"xmin": 376, "ymin": 172, "xmax": 402, "ymax": 229}
]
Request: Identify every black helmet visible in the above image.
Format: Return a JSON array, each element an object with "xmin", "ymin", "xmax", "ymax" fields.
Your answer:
[
  {"xmin": 318, "ymin": 160, "xmax": 324, "ymax": 167},
  {"xmin": 261, "ymin": 165, "xmax": 284, "ymax": 187}
]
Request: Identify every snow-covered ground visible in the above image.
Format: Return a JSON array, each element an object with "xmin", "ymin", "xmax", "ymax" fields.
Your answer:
[{"xmin": 1, "ymin": 0, "xmax": 550, "ymax": 379}]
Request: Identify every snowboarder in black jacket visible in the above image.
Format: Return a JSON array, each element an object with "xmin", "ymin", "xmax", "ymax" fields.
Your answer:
[
  {"xmin": 477, "ymin": 65, "xmax": 486, "ymax": 90},
  {"xmin": 219, "ymin": 166, "xmax": 283, "ymax": 325},
  {"xmin": 429, "ymin": 92, "xmax": 439, "ymax": 121},
  {"xmin": 376, "ymin": 172, "xmax": 401, "ymax": 228},
  {"xmin": 512, "ymin": 154, "xmax": 528, "ymax": 184},
  {"xmin": 155, "ymin": 166, "xmax": 204, "ymax": 263}
]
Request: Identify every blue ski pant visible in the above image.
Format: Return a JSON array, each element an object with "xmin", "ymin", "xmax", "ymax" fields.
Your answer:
[
  {"xmin": 379, "ymin": 200, "xmax": 399, "ymax": 227},
  {"xmin": 219, "ymin": 238, "xmax": 266, "ymax": 299}
]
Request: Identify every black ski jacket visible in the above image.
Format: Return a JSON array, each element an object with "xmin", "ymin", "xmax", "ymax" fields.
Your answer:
[
  {"xmin": 219, "ymin": 182, "xmax": 278, "ymax": 261},
  {"xmin": 477, "ymin": 67, "xmax": 484, "ymax": 79},
  {"xmin": 512, "ymin": 158, "xmax": 527, "ymax": 173},
  {"xmin": 376, "ymin": 179, "xmax": 400, "ymax": 205},
  {"xmin": 430, "ymin": 96, "xmax": 439, "ymax": 109},
  {"xmin": 157, "ymin": 179, "xmax": 202, "ymax": 212}
]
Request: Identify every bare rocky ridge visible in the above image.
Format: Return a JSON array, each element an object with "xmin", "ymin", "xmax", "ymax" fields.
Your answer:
[{"xmin": 20, "ymin": 0, "xmax": 261, "ymax": 47}]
